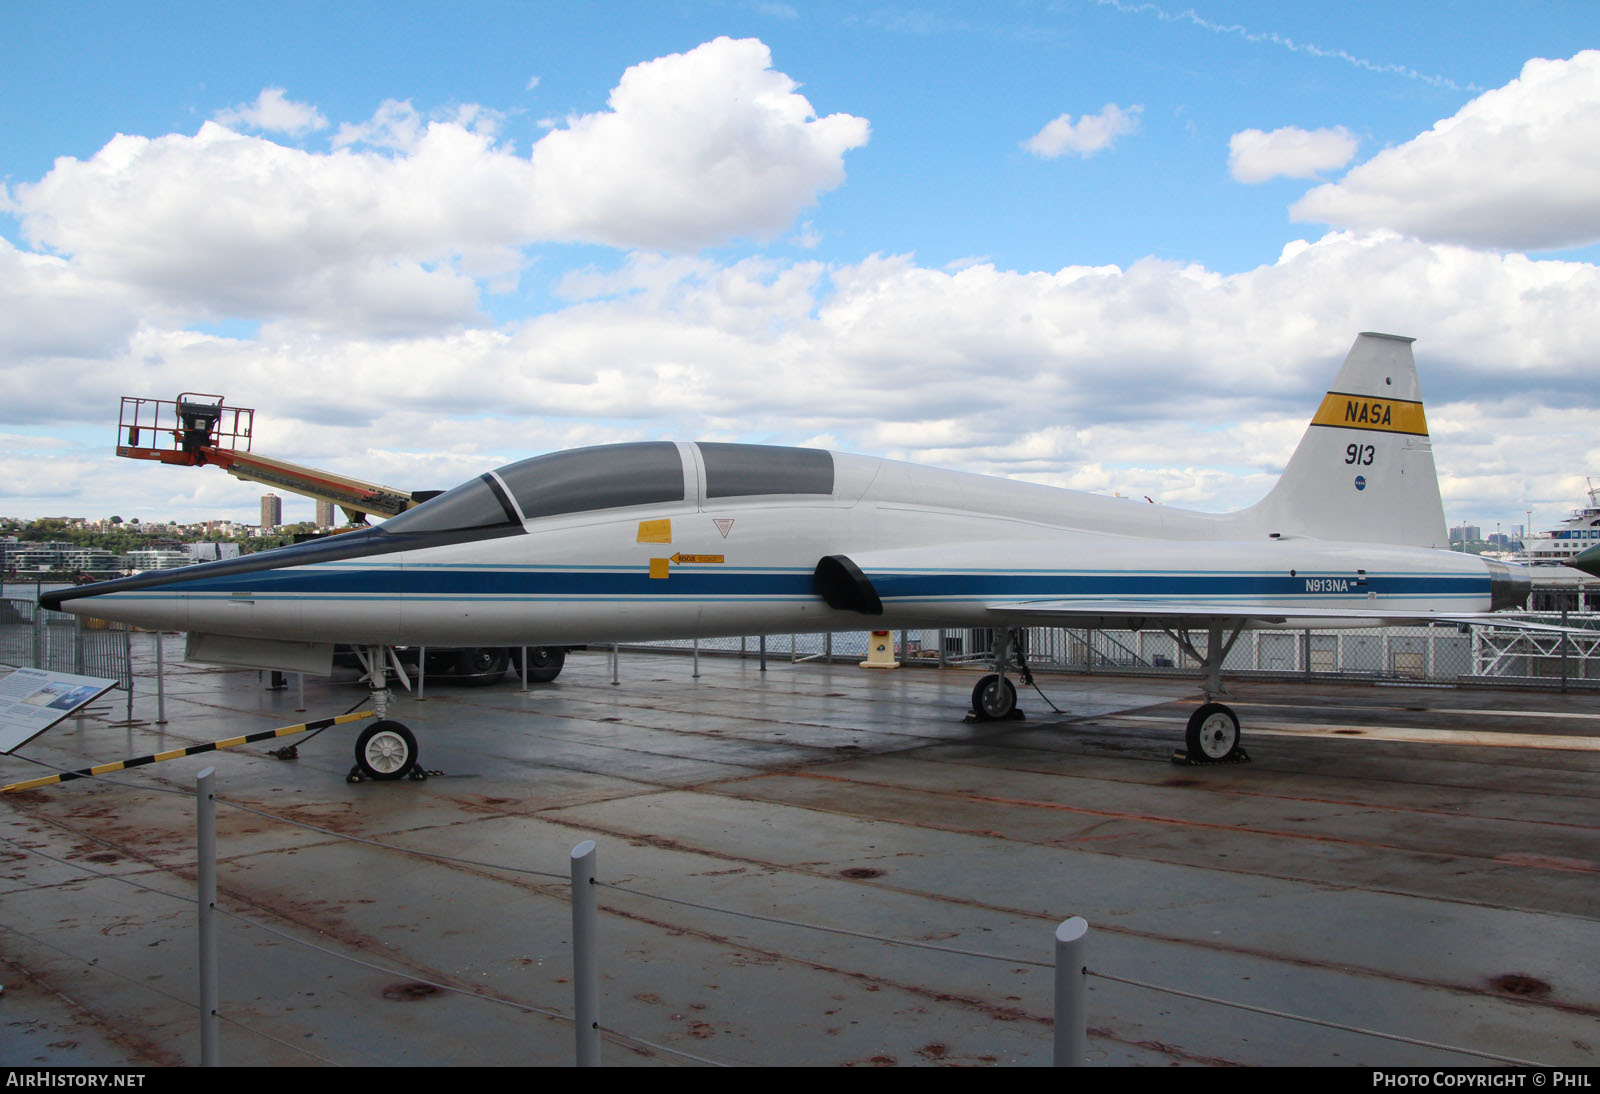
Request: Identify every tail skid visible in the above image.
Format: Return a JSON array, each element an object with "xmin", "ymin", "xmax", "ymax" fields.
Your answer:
[{"xmin": 1234, "ymin": 332, "xmax": 1448, "ymax": 549}]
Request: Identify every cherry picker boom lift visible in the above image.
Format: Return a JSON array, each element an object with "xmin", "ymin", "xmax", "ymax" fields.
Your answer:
[{"xmin": 115, "ymin": 393, "xmax": 423, "ymax": 523}]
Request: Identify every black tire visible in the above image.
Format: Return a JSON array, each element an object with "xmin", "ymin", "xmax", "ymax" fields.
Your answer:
[
  {"xmin": 519, "ymin": 646, "xmax": 566, "ymax": 684},
  {"xmin": 970, "ymin": 674, "xmax": 1018, "ymax": 721},
  {"xmin": 1185, "ymin": 703, "xmax": 1241, "ymax": 762},
  {"xmin": 355, "ymin": 720, "xmax": 418, "ymax": 781},
  {"xmin": 454, "ymin": 647, "xmax": 510, "ymax": 685}
]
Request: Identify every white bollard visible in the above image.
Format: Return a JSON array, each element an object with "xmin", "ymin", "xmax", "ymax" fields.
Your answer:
[
  {"xmin": 1053, "ymin": 917, "xmax": 1088, "ymax": 1066},
  {"xmin": 570, "ymin": 841, "xmax": 600, "ymax": 1066}
]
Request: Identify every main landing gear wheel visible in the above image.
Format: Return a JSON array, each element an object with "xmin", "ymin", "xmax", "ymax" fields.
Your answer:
[
  {"xmin": 970, "ymin": 674, "xmax": 1019, "ymax": 721},
  {"xmin": 354, "ymin": 720, "xmax": 418, "ymax": 780},
  {"xmin": 455, "ymin": 647, "xmax": 511, "ymax": 686},
  {"xmin": 1185, "ymin": 703, "xmax": 1242, "ymax": 763},
  {"xmin": 519, "ymin": 646, "xmax": 566, "ymax": 684}
]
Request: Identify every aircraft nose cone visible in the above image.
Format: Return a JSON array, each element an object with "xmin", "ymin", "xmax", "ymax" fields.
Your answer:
[{"xmin": 1569, "ymin": 543, "xmax": 1600, "ymax": 579}]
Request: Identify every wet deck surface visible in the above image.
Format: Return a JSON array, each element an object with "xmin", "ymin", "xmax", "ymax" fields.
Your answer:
[{"xmin": 2, "ymin": 636, "xmax": 1597, "ymax": 1067}]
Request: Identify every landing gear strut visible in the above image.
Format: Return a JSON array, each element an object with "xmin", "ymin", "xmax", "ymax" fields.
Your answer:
[
  {"xmin": 969, "ymin": 627, "xmax": 1026, "ymax": 721},
  {"xmin": 1170, "ymin": 623, "xmax": 1249, "ymax": 764},
  {"xmin": 347, "ymin": 646, "xmax": 424, "ymax": 781}
]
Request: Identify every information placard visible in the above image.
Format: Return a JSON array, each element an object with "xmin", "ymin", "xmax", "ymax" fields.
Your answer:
[{"xmin": 0, "ymin": 668, "xmax": 118, "ymax": 753}]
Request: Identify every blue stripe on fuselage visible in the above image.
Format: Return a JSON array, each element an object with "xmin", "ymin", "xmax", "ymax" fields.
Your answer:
[{"xmin": 95, "ymin": 564, "xmax": 1490, "ymax": 603}]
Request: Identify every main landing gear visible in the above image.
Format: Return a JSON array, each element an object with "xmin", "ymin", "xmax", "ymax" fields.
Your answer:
[
  {"xmin": 347, "ymin": 646, "xmax": 424, "ymax": 782},
  {"xmin": 962, "ymin": 622, "xmax": 1251, "ymax": 764},
  {"xmin": 1171, "ymin": 623, "xmax": 1249, "ymax": 765},
  {"xmin": 969, "ymin": 627, "xmax": 1027, "ymax": 722}
]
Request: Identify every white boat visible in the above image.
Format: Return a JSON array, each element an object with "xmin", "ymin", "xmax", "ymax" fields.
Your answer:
[{"xmin": 1516, "ymin": 478, "xmax": 1600, "ymax": 566}]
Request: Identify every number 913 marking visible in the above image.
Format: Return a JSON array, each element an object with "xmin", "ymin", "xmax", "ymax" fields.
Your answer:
[{"xmin": 1345, "ymin": 443, "xmax": 1375, "ymax": 465}]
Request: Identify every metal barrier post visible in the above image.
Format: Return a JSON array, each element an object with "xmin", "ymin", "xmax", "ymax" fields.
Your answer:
[
  {"xmin": 938, "ymin": 628, "xmax": 947, "ymax": 668},
  {"xmin": 156, "ymin": 631, "xmax": 168, "ymax": 724},
  {"xmin": 74, "ymin": 614, "xmax": 84, "ymax": 675},
  {"xmin": 570, "ymin": 840, "xmax": 600, "ymax": 1066},
  {"xmin": 692, "ymin": 637, "xmax": 700, "ymax": 678},
  {"xmin": 611, "ymin": 643, "xmax": 620, "ymax": 686},
  {"xmin": 197, "ymin": 768, "xmax": 220, "ymax": 1066},
  {"xmin": 1561, "ymin": 606, "xmax": 1570, "ymax": 692},
  {"xmin": 759, "ymin": 634, "xmax": 767, "ymax": 672},
  {"xmin": 1053, "ymin": 917, "xmax": 1088, "ymax": 1066},
  {"xmin": 123, "ymin": 626, "xmax": 133, "ymax": 723}
]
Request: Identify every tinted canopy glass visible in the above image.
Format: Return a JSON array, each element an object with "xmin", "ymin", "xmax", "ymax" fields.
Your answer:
[
  {"xmin": 698, "ymin": 443, "xmax": 834, "ymax": 498},
  {"xmin": 498, "ymin": 442, "xmax": 684, "ymax": 519}
]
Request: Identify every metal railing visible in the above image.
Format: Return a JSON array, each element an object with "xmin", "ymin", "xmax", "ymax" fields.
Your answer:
[
  {"xmin": 1, "ymin": 586, "xmax": 133, "ymax": 696},
  {"xmin": 629, "ymin": 617, "xmax": 1600, "ymax": 690}
]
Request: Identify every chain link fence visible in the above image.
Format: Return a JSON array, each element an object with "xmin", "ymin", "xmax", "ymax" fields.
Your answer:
[{"xmin": 631, "ymin": 615, "xmax": 1600, "ymax": 690}]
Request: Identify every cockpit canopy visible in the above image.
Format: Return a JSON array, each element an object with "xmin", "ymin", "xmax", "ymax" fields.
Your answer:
[{"xmin": 382, "ymin": 442, "xmax": 834, "ymax": 535}]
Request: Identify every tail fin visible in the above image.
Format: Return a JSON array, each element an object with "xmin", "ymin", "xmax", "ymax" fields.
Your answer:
[{"xmin": 1237, "ymin": 332, "xmax": 1448, "ymax": 548}]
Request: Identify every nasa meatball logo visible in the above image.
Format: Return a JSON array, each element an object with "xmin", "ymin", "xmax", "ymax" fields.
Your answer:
[{"xmin": 1354, "ymin": 475, "xmax": 1367, "ymax": 491}]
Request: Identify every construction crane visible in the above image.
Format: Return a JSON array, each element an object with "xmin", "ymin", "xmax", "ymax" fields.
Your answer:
[{"xmin": 116, "ymin": 394, "xmax": 428, "ymax": 523}]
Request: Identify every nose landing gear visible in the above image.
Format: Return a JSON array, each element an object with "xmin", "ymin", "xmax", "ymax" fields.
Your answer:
[{"xmin": 346, "ymin": 646, "xmax": 425, "ymax": 782}]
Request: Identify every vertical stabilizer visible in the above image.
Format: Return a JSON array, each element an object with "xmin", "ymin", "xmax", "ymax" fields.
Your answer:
[{"xmin": 1236, "ymin": 333, "xmax": 1448, "ymax": 548}]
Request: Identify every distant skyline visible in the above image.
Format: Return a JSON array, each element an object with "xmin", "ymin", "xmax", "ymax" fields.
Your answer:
[{"xmin": 4, "ymin": 1, "xmax": 1598, "ymax": 532}]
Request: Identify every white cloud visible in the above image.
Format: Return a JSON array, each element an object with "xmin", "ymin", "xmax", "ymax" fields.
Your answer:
[
  {"xmin": 6, "ymin": 38, "xmax": 869, "ymax": 333},
  {"xmin": 0, "ymin": 238, "xmax": 139, "ymax": 360},
  {"xmin": 1292, "ymin": 51, "xmax": 1600, "ymax": 250},
  {"xmin": 1022, "ymin": 103, "xmax": 1142, "ymax": 159},
  {"xmin": 6, "ymin": 230, "xmax": 1595, "ymax": 527},
  {"xmin": 213, "ymin": 87, "xmax": 328, "ymax": 137},
  {"xmin": 523, "ymin": 37, "xmax": 869, "ymax": 249},
  {"xmin": 1229, "ymin": 125, "xmax": 1358, "ymax": 183}
]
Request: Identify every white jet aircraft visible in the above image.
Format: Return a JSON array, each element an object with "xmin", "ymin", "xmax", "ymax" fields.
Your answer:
[{"xmin": 42, "ymin": 333, "xmax": 1535, "ymax": 778}]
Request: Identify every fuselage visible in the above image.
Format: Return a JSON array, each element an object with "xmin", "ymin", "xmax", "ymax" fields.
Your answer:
[{"xmin": 41, "ymin": 441, "xmax": 1518, "ymax": 649}]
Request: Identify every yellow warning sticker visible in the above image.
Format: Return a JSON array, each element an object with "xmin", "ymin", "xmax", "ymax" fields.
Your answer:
[
  {"xmin": 671, "ymin": 553, "xmax": 724, "ymax": 564},
  {"xmin": 637, "ymin": 519, "xmax": 672, "ymax": 544},
  {"xmin": 1310, "ymin": 392, "xmax": 1428, "ymax": 436},
  {"xmin": 649, "ymin": 558, "xmax": 670, "ymax": 579}
]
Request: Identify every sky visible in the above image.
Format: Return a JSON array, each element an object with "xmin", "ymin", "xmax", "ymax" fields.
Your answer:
[{"xmin": 3, "ymin": 0, "xmax": 1598, "ymax": 536}]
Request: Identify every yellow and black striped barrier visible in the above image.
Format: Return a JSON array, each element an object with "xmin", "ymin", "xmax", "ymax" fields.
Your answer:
[{"xmin": 2, "ymin": 710, "xmax": 376, "ymax": 793}]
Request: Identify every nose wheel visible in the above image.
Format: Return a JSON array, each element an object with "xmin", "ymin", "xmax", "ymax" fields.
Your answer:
[{"xmin": 350, "ymin": 720, "xmax": 422, "ymax": 781}]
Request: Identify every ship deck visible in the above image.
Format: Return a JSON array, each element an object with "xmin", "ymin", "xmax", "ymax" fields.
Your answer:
[{"xmin": 2, "ymin": 636, "xmax": 1597, "ymax": 1067}]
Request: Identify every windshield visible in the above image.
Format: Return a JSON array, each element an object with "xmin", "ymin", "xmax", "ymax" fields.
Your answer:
[{"xmin": 382, "ymin": 474, "xmax": 518, "ymax": 535}]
